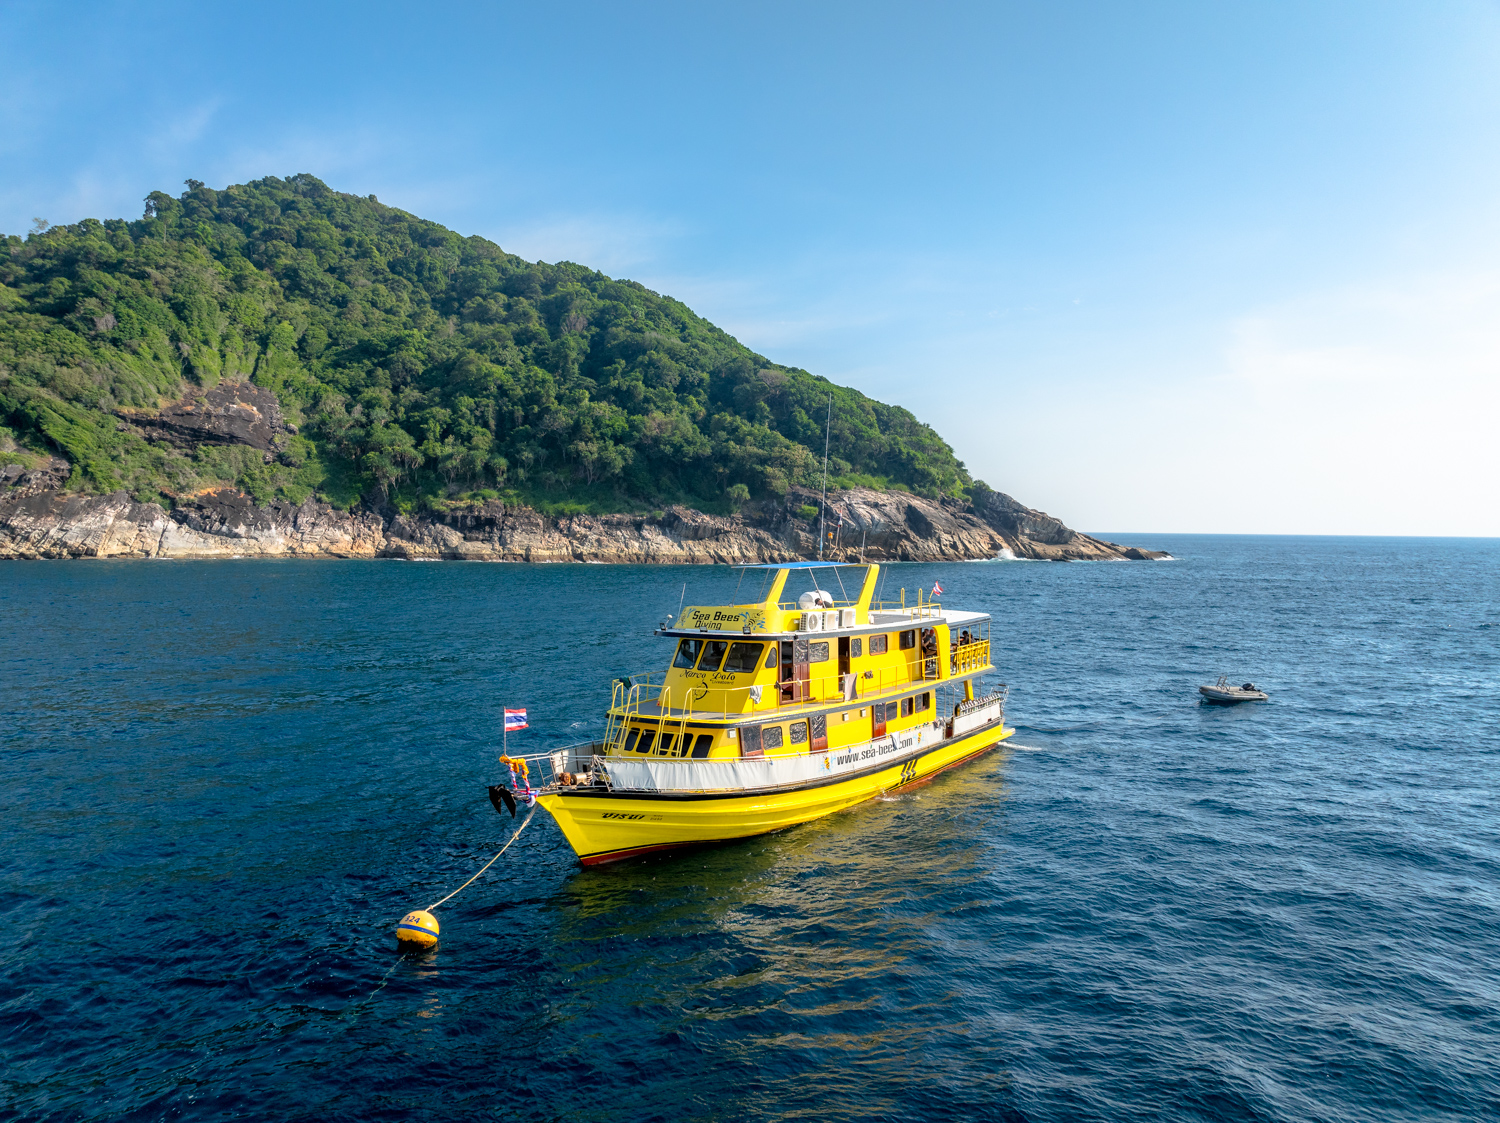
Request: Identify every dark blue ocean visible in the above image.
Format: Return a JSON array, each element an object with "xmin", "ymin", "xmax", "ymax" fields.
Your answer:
[{"xmin": 3, "ymin": 536, "xmax": 1498, "ymax": 1122}]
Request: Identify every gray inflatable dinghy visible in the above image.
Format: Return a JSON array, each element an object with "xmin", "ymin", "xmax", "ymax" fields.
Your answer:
[{"xmin": 1199, "ymin": 675, "xmax": 1269, "ymax": 704}]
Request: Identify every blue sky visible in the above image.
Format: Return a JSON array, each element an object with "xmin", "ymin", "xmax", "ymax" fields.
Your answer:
[{"xmin": 5, "ymin": 0, "xmax": 1498, "ymax": 534}]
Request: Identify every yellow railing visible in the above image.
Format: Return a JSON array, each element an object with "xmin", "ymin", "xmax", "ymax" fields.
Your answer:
[
  {"xmin": 608, "ymin": 638, "xmax": 988, "ymax": 735},
  {"xmin": 951, "ymin": 640, "xmax": 991, "ymax": 677}
]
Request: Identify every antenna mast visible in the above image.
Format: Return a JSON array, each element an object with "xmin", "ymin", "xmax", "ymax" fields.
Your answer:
[{"xmin": 818, "ymin": 394, "xmax": 832, "ymax": 561}]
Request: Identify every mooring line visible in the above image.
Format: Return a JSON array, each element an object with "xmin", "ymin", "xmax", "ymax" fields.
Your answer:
[{"xmin": 426, "ymin": 805, "xmax": 537, "ymax": 912}]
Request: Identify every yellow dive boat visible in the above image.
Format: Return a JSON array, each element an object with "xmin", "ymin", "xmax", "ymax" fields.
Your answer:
[{"xmin": 495, "ymin": 561, "xmax": 1011, "ymax": 864}]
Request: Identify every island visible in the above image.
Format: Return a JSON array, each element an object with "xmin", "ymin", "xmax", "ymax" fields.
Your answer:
[{"xmin": 1, "ymin": 175, "xmax": 1166, "ymax": 563}]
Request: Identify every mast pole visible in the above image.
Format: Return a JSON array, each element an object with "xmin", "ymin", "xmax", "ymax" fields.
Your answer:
[{"xmin": 818, "ymin": 394, "xmax": 831, "ymax": 561}]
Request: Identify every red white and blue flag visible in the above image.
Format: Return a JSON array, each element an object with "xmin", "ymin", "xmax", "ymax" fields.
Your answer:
[
  {"xmin": 504, "ymin": 708, "xmax": 529, "ymax": 732},
  {"xmin": 931, "ymin": 582, "xmax": 944, "ymax": 596}
]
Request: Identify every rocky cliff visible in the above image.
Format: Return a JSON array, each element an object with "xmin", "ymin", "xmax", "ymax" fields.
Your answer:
[
  {"xmin": 0, "ymin": 481, "xmax": 1167, "ymax": 563},
  {"xmin": 0, "ymin": 378, "xmax": 1168, "ymax": 563}
]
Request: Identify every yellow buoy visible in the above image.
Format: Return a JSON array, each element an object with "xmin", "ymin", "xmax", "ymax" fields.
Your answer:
[{"xmin": 396, "ymin": 909, "xmax": 439, "ymax": 949}]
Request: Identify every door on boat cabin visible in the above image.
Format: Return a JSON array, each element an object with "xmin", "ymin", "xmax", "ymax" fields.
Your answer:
[
  {"xmin": 809, "ymin": 712, "xmax": 827, "ymax": 753},
  {"xmin": 738, "ymin": 723, "xmax": 763, "ymax": 759},
  {"xmin": 871, "ymin": 699, "xmax": 886, "ymax": 739},
  {"xmin": 921, "ymin": 627, "xmax": 938, "ymax": 680},
  {"xmin": 779, "ymin": 640, "xmax": 795, "ymax": 702},
  {"xmin": 838, "ymin": 636, "xmax": 851, "ymax": 698},
  {"xmin": 791, "ymin": 636, "xmax": 811, "ymax": 702}
]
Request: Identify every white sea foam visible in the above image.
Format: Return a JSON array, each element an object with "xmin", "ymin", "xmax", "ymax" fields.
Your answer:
[{"xmin": 967, "ymin": 548, "xmax": 1035, "ymax": 562}]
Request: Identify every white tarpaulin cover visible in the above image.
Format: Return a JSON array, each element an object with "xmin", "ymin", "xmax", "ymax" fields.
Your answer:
[{"xmin": 598, "ymin": 719, "xmax": 958, "ymax": 792}]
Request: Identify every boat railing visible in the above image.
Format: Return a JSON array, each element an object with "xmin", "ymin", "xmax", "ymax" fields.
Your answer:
[
  {"xmin": 503, "ymin": 689, "xmax": 1011, "ymax": 797},
  {"xmin": 500, "ymin": 741, "xmax": 610, "ymax": 794},
  {"xmin": 608, "ymin": 646, "xmax": 992, "ymax": 721},
  {"xmin": 951, "ymin": 639, "xmax": 991, "ymax": 677}
]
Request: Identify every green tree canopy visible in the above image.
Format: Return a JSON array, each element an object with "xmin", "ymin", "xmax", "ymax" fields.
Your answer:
[{"xmin": 0, "ymin": 175, "xmax": 974, "ymax": 512}]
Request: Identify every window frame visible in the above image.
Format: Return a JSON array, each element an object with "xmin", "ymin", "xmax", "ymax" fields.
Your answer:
[
  {"xmin": 722, "ymin": 641, "xmax": 765, "ymax": 674},
  {"xmin": 700, "ymin": 639, "xmax": 731, "ymax": 672}
]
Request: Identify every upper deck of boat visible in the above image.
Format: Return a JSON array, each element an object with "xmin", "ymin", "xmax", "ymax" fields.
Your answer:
[{"xmin": 614, "ymin": 561, "xmax": 994, "ymax": 723}]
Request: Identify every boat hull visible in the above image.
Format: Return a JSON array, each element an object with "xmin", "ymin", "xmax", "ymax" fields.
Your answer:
[
  {"xmin": 538, "ymin": 721, "xmax": 1013, "ymax": 865},
  {"xmin": 1198, "ymin": 686, "xmax": 1269, "ymax": 703}
]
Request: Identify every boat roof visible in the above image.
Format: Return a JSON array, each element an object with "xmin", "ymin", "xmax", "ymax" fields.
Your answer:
[{"xmin": 736, "ymin": 560, "xmax": 867, "ymax": 570}]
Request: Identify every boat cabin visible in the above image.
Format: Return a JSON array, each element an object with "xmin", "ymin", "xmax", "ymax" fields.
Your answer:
[{"xmin": 605, "ymin": 562, "xmax": 994, "ymax": 762}]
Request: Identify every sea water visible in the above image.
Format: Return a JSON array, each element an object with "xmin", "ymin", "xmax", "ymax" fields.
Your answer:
[{"xmin": 2, "ymin": 536, "xmax": 1497, "ymax": 1122}]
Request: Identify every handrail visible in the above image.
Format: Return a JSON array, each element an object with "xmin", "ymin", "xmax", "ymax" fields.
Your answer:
[{"xmin": 501, "ymin": 692, "xmax": 1010, "ymax": 795}]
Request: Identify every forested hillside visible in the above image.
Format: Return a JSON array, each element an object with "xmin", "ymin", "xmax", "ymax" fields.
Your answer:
[{"xmin": 0, "ymin": 174, "xmax": 976, "ymax": 514}]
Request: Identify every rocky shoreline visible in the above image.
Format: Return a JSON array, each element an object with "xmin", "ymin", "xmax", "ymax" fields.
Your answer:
[{"xmin": 0, "ymin": 472, "xmax": 1168, "ymax": 563}]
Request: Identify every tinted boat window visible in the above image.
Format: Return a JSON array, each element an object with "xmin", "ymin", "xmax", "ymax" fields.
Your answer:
[
  {"xmin": 700, "ymin": 640, "xmax": 730, "ymax": 672},
  {"xmin": 899, "ymin": 630, "xmax": 916, "ymax": 650},
  {"xmin": 723, "ymin": 642, "xmax": 764, "ymax": 673},
  {"xmin": 690, "ymin": 734, "xmax": 714, "ymax": 758},
  {"xmin": 674, "ymin": 639, "xmax": 705, "ymax": 669}
]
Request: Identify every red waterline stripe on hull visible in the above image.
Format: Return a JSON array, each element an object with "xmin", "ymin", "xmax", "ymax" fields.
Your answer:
[
  {"xmin": 892, "ymin": 740, "xmax": 1004, "ymax": 794},
  {"xmin": 578, "ymin": 839, "xmax": 722, "ymax": 866}
]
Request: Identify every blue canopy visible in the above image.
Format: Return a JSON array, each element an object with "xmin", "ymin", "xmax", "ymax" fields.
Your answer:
[{"xmin": 736, "ymin": 560, "xmax": 868, "ymax": 569}]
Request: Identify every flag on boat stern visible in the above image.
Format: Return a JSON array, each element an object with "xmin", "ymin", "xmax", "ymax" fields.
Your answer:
[{"xmin": 504, "ymin": 708, "xmax": 529, "ymax": 731}]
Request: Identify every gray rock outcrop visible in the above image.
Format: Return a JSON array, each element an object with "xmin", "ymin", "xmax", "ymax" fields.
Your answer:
[
  {"xmin": 117, "ymin": 380, "xmax": 291, "ymax": 455},
  {"xmin": 0, "ymin": 480, "xmax": 1169, "ymax": 562}
]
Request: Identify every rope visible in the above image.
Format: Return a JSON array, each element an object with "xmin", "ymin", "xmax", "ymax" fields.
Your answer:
[{"xmin": 426, "ymin": 805, "xmax": 537, "ymax": 912}]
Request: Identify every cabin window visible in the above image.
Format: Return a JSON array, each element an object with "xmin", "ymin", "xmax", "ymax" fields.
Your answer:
[
  {"xmin": 885, "ymin": 701, "xmax": 899, "ymax": 722},
  {"xmin": 807, "ymin": 641, "xmax": 830, "ymax": 663},
  {"xmin": 739, "ymin": 724, "xmax": 763, "ymax": 758},
  {"xmin": 901, "ymin": 697, "xmax": 914, "ymax": 717},
  {"xmin": 919, "ymin": 692, "xmax": 931, "ymax": 711},
  {"xmin": 851, "ymin": 637, "xmax": 863, "ymax": 657},
  {"xmin": 623, "ymin": 729, "xmax": 640, "ymax": 752},
  {"xmin": 723, "ymin": 642, "xmax": 765, "ymax": 673},
  {"xmin": 762, "ymin": 725, "xmax": 784, "ymax": 750},
  {"xmin": 636, "ymin": 730, "xmax": 656, "ymax": 753},
  {"xmin": 690, "ymin": 734, "xmax": 714, "ymax": 758},
  {"xmin": 657, "ymin": 733, "xmax": 677, "ymax": 756},
  {"xmin": 899, "ymin": 630, "xmax": 916, "ymax": 650},
  {"xmin": 700, "ymin": 640, "xmax": 730, "ymax": 672},
  {"xmin": 765, "ymin": 646, "xmax": 778, "ymax": 669},
  {"xmin": 869, "ymin": 634, "xmax": 888, "ymax": 654},
  {"xmin": 673, "ymin": 638, "xmax": 705, "ymax": 669},
  {"xmin": 789, "ymin": 720, "xmax": 808, "ymax": 745}
]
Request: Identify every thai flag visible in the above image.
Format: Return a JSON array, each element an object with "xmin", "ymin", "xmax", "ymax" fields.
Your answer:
[
  {"xmin": 504, "ymin": 708, "xmax": 528, "ymax": 731},
  {"xmin": 931, "ymin": 582, "xmax": 943, "ymax": 596}
]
